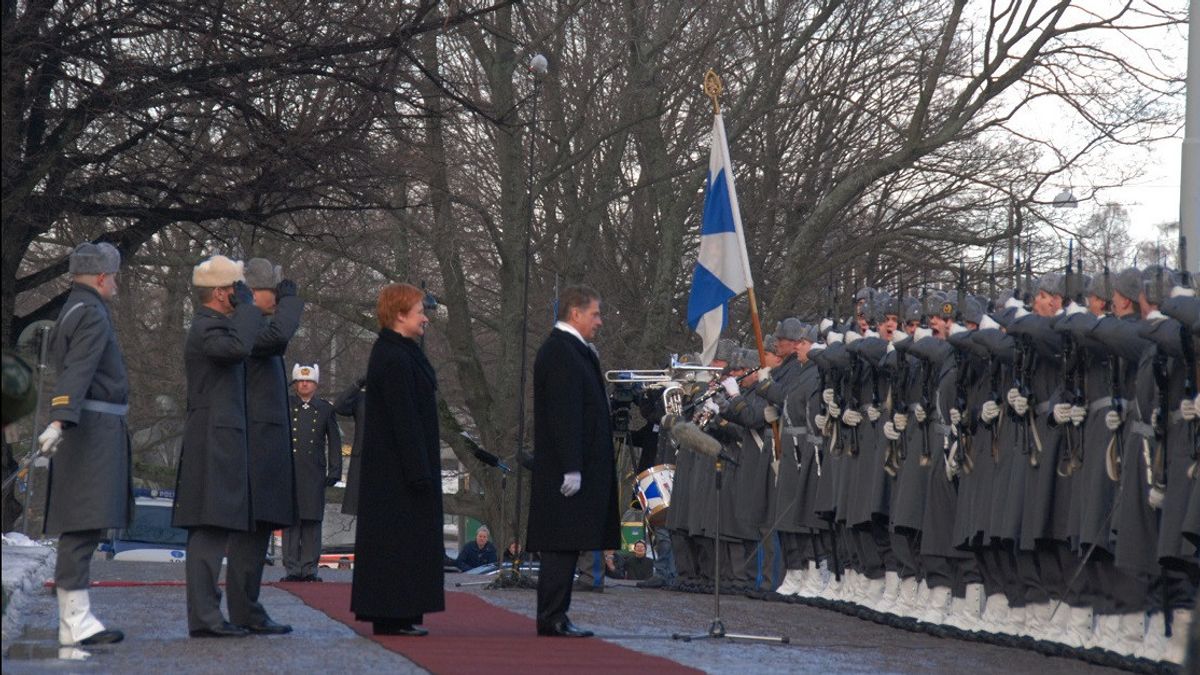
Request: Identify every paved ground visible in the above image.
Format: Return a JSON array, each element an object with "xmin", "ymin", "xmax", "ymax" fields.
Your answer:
[{"xmin": 2, "ymin": 558, "xmax": 1127, "ymax": 674}]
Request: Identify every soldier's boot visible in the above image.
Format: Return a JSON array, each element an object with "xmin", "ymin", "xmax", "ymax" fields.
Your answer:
[
  {"xmin": 945, "ymin": 583, "xmax": 984, "ymax": 633},
  {"xmin": 872, "ymin": 571, "xmax": 903, "ymax": 614},
  {"xmin": 916, "ymin": 585, "xmax": 952, "ymax": 624},
  {"xmin": 892, "ymin": 576, "xmax": 921, "ymax": 617},
  {"xmin": 1163, "ymin": 607, "xmax": 1191, "ymax": 665},
  {"xmin": 979, "ymin": 593, "xmax": 1011, "ymax": 635},
  {"xmin": 1094, "ymin": 612, "xmax": 1143, "ymax": 659},
  {"xmin": 776, "ymin": 568, "xmax": 804, "ymax": 596},
  {"xmin": 844, "ymin": 570, "xmax": 865, "ymax": 604},
  {"xmin": 1053, "ymin": 604, "xmax": 1094, "ymax": 650},
  {"xmin": 904, "ymin": 579, "xmax": 931, "ymax": 620},
  {"xmin": 1135, "ymin": 611, "xmax": 1168, "ymax": 663},
  {"xmin": 1004, "ymin": 603, "xmax": 1028, "ymax": 639},
  {"xmin": 797, "ymin": 561, "xmax": 821, "ymax": 598},
  {"xmin": 860, "ymin": 575, "xmax": 887, "ymax": 609},
  {"xmin": 57, "ymin": 589, "xmax": 123, "ymax": 646}
]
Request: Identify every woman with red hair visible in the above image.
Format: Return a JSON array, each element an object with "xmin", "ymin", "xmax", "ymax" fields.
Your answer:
[{"xmin": 350, "ymin": 283, "xmax": 444, "ymax": 636}]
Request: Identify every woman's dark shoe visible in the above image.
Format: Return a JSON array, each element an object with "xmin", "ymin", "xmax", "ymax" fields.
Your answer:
[
  {"xmin": 373, "ymin": 622, "xmax": 428, "ymax": 637},
  {"xmin": 79, "ymin": 629, "xmax": 124, "ymax": 645}
]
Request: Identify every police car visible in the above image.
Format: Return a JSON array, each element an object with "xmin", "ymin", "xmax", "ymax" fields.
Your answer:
[{"xmin": 101, "ymin": 488, "xmax": 188, "ymax": 562}]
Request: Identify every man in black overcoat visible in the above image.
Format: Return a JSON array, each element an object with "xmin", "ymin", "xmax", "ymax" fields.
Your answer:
[
  {"xmin": 283, "ymin": 363, "xmax": 342, "ymax": 581},
  {"xmin": 526, "ymin": 286, "xmax": 620, "ymax": 637},
  {"xmin": 225, "ymin": 257, "xmax": 302, "ymax": 633},
  {"xmin": 174, "ymin": 255, "xmax": 262, "ymax": 638}
]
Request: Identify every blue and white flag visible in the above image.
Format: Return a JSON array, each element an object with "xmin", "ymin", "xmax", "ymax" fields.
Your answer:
[{"xmin": 686, "ymin": 114, "xmax": 754, "ymax": 365}]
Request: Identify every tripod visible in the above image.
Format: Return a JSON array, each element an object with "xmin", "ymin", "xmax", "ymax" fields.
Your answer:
[{"xmin": 672, "ymin": 459, "xmax": 789, "ymax": 644}]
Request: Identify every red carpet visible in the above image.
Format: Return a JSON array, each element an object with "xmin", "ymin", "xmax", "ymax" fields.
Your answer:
[{"xmin": 280, "ymin": 582, "xmax": 700, "ymax": 674}]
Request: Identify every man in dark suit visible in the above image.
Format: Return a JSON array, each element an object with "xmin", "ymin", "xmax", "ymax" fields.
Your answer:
[
  {"xmin": 283, "ymin": 363, "xmax": 342, "ymax": 581},
  {"xmin": 526, "ymin": 286, "xmax": 620, "ymax": 638}
]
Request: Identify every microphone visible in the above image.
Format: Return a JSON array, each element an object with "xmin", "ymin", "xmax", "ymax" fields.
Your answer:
[
  {"xmin": 661, "ymin": 415, "xmax": 739, "ymax": 466},
  {"xmin": 459, "ymin": 432, "xmax": 511, "ymax": 473}
]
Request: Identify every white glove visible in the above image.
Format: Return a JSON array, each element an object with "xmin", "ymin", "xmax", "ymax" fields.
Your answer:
[
  {"xmin": 38, "ymin": 423, "xmax": 63, "ymax": 456},
  {"xmin": 561, "ymin": 471, "xmax": 582, "ymax": 497},
  {"xmin": 822, "ymin": 388, "xmax": 836, "ymax": 406},
  {"xmin": 1070, "ymin": 405, "xmax": 1087, "ymax": 426},
  {"xmin": 722, "ymin": 377, "xmax": 740, "ymax": 397},
  {"xmin": 1065, "ymin": 302, "xmax": 1087, "ymax": 316},
  {"xmin": 1195, "ymin": 393, "xmax": 1200, "ymax": 415},
  {"xmin": 914, "ymin": 326, "xmax": 933, "ymax": 340},
  {"xmin": 1007, "ymin": 388, "xmax": 1028, "ymax": 416},
  {"xmin": 893, "ymin": 412, "xmax": 909, "ymax": 431},
  {"xmin": 1181, "ymin": 398, "xmax": 1197, "ymax": 422},
  {"xmin": 949, "ymin": 408, "xmax": 962, "ymax": 426},
  {"xmin": 913, "ymin": 404, "xmax": 927, "ymax": 423},
  {"xmin": 819, "ymin": 318, "xmax": 834, "ymax": 333},
  {"xmin": 703, "ymin": 399, "xmax": 720, "ymax": 416},
  {"xmin": 764, "ymin": 405, "xmax": 780, "ymax": 424},
  {"xmin": 1104, "ymin": 409, "xmax": 1123, "ymax": 431},
  {"xmin": 980, "ymin": 400, "xmax": 1001, "ymax": 424},
  {"xmin": 842, "ymin": 409, "xmax": 863, "ymax": 427},
  {"xmin": 948, "ymin": 323, "xmax": 967, "ymax": 336},
  {"xmin": 866, "ymin": 406, "xmax": 881, "ymax": 422},
  {"xmin": 1150, "ymin": 408, "xmax": 1160, "ymax": 429},
  {"xmin": 757, "ymin": 367, "xmax": 772, "ymax": 384},
  {"xmin": 1053, "ymin": 403, "xmax": 1073, "ymax": 425},
  {"xmin": 827, "ymin": 401, "xmax": 841, "ymax": 419},
  {"xmin": 883, "ymin": 421, "xmax": 901, "ymax": 441},
  {"xmin": 815, "ymin": 413, "xmax": 829, "ymax": 431}
]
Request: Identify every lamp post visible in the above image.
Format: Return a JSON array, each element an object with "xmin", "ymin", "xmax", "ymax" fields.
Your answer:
[
  {"xmin": 1182, "ymin": 3, "xmax": 1198, "ymax": 271},
  {"xmin": 511, "ymin": 53, "xmax": 548, "ymax": 562}
]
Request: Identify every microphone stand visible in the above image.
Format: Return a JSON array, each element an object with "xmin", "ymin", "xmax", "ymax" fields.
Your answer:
[{"xmin": 672, "ymin": 455, "xmax": 789, "ymax": 645}]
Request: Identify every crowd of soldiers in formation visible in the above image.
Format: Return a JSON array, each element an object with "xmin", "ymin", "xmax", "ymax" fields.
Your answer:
[{"xmin": 651, "ymin": 264, "xmax": 1197, "ymax": 671}]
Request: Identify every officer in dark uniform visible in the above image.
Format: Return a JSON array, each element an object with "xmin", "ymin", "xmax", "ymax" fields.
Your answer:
[
  {"xmin": 38, "ymin": 242, "xmax": 130, "ymax": 646},
  {"xmin": 282, "ymin": 364, "xmax": 342, "ymax": 581}
]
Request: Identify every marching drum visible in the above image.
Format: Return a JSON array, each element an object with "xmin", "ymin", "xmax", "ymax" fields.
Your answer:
[{"xmin": 635, "ymin": 464, "xmax": 675, "ymax": 527}]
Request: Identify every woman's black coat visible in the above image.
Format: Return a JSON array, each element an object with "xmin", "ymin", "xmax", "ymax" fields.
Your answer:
[{"xmin": 350, "ymin": 329, "xmax": 444, "ymax": 621}]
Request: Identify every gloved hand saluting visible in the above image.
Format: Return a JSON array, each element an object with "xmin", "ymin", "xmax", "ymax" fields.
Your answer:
[
  {"xmin": 561, "ymin": 471, "xmax": 582, "ymax": 497},
  {"xmin": 231, "ymin": 281, "xmax": 254, "ymax": 307},
  {"xmin": 276, "ymin": 279, "xmax": 298, "ymax": 299},
  {"xmin": 38, "ymin": 422, "xmax": 63, "ymax": 456}
]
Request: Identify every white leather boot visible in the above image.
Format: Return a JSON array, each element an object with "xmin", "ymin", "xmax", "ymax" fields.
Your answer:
[
  {"xmin": 872, "ymin": 571, "xmax": 902, "ymax": 613},
  {"xmin": 57, "ymin": 589, "xmax": 107, "ymax": 645},
  {"xmin": 798, "ymin": 561, "xmax": 824, "ymax": 598},
  {"xmin": 1163, "ymin": 608, "xmax": 1191, "ymax": 666},
  {"xmin": 980, "ymin": 593, "xmax": 1010, "ymax": 634},
  {"xmin": 905, "ymin": 579, "xmax": 931, "ymax": 620},
  {"xmin": 946, "ymin": 583, "xmax": 984, "ymax": 632},
  {"xmin": 1054, "ymin": 604, "xmax": 1094, "ymax": 650},
  {"xmin": 917, "ymin": 585, "xmax": 953, "ymax": 624},
  {"xmin": 860, "ymin": 576, "xmax": 887, "ymax": 609},
  {"xmin": 776, "ymin": 568, "xmax": 804, "ymax": 596},
  {"xmin": 1136, "ymin": 611, "xmax": 1167, "ymax": 662},
  {"xmin": 1098, "ymin": 612, "xmax": 1144, "ymax": 659},
  {"xmin": 1004, "ymin": 603, "xmax": 1027, "ymax": 638}
]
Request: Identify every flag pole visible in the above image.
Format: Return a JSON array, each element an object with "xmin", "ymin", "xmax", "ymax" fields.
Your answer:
[{"xmin": 704, "ymin": 70, "xmax": 781, "ymax": 461}]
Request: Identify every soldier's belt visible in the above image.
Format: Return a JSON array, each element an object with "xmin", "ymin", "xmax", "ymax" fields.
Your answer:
[
  {"xmin": 1129, "ymin": 420, "xmax": 1155, "ymax": 439},
  {"xmin": 807, "ymin": 434, "xmax": 825, "ymax": 447},
  {"xmin": 1088, "ymin": 397, "xmax": 1113, "ymax": 414},
  {"xmin": 782, "ymin": 426, "xmax": 808, "ymax": 437},
  {"xmin": 81, "ymin": 399, "xmax": 129, "ymax": 416}
]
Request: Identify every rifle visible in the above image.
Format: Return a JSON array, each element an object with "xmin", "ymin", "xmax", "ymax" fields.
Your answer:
[
  {"xmin": 1148, "ymin": 266, "xmax": 1168, "ymax": 506},
  {"xmin": 1059, "ymin": 243, "xmax": 1085, "ymax": 477},
  {"xmin": 952, "ymin": 264, "xmax": 972, "ymax": 476},
  {"xmin": 1178, "ymin": 237, "xmax": 1199, "ymax": 479}
]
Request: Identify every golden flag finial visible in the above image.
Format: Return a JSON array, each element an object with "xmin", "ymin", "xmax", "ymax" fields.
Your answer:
[{"xmin": 703, "ymin": 69, "xmax": 723, "ymax": 115}]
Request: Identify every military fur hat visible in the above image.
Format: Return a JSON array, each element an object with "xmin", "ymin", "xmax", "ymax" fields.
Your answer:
[
  {"xmin": 1085, "ymin": 270, "xmax": 1114, "ymax": 301},
  {"xmin": 902, "ymin": 295, "xmax": 922, "ymax": 323},
  {"xmin": 854, "ymin": 287, "xmax": 876, "ymax": 313},
  {"xmin": 292, "ymin": 363, "xmax": 320, "ymax": 383},
  {"xmin": 713, "ymin": 339, "xmax": 739, "ymax": 364},
  {"xmin": 763, "ymin": 334, "xmax": 778, "ymax": 353},
  {"xmin": 869, "ymin": 291, "xmax": 893, "ymax": 324},
  {"xmin": 192, "ymin": 255, "xmax": 245, "ymax": 288},
  {"xmin": 1140, "ymin": 265, "xmax": 1181, "ymax": 307},
  {"xmin": 1037, "ymin": 273, "xmax": 1065, "ymax": 298},
  {"xmin": 730, "ymin": 347, "xmax": 760, "ymax": 370},
  {"xmin": 922, "ymin": 291, "xmax": 950, "ymax": 319},
  {"xmin": 68, "ymin": 242, "xmax": 121, "ymax": 275},
  {"xmin": 800, "ymin": 323, "xmax": 819, "ymax": 343},
  {"xmin": 775, "ymin": 317, "xmax": 805, "ymax": 341},
  {"xmin": 244, "ymin": 258, "xmax": 282, "ymax": 290},
  {"xmin": 1112, "ymin": 267, "xmax": 1141, "ymax": 302},
  {"xmin": 961, "ymin": 296, "xmax": 984, "ymax": 325}
]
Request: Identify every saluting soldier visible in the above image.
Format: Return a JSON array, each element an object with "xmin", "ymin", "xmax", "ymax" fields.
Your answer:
[
  {"xmin": 38, "ymin": 242, "xmax": 130, "ymax": 646},
  {"xmin": 227, "ymin": 258, "xmax": 303, "ymax": 634},
  {"xmin": 282, "ymin": 364, "xmax": 342, "ymax": 582},
  {"xmin": 175, "ymin": 255, "xmax": 262, "ymax": 638}
]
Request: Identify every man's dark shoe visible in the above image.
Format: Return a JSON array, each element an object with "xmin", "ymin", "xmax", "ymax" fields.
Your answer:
[
  {"xmin": 243, "ymin": 619, "xmax": 293, "ymax": 635},
  {"xmin": 636, "ymin": 576, "xmax": 667, "ymax": 589},
  {"xmin": 79, "ymin": 629, "xmax": 124, "ymax": 645},
  {"xmin": 537, "ymin": 620, "xmax": 593, "ymax": 637},
  {"xmin": 303, "ymin": 574, "xmax": 323, "ymax": 582},
  {"xmin": 280, "ymin": 574, "xmax": 303, "ymax": 582},
  {"xmin": 373, "ymin": 623, "xmax": 428, "ymax": 637},
  {"xmin": 189, "ymin": 622, "xmax": 250, "ymax": 638}
]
